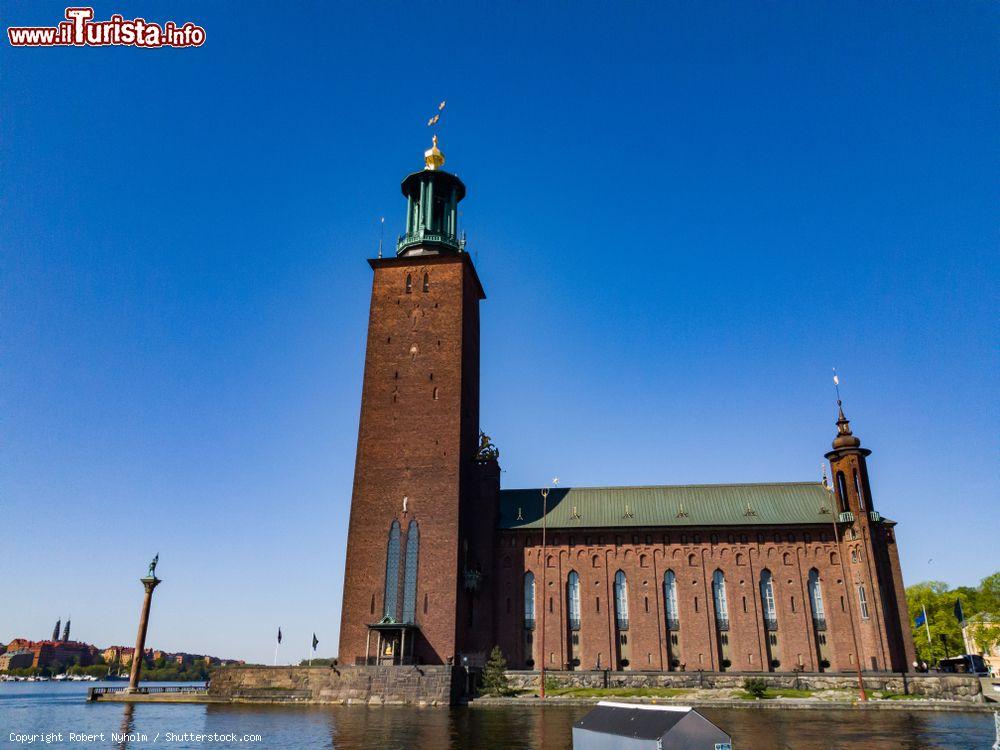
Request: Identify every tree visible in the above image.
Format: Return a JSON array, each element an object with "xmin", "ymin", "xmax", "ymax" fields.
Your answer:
[
  {"xmin": 906, "ymin": 571, "xmax": 1000, "ymax": 666},
  {"xmin": 481, "ymin": 646, "xmax": 511, "ymax": 696}
]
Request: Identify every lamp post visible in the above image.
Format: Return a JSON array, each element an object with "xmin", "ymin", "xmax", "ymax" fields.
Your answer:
[
  {"xmin": 539, "ymin": 485, "xmax": 549, "ymax": 700},
  {"xmin": 824, "ymin": 474, "xmax": 867, "ymax": 701},
  {"xmin": 538, "ymin": 477, "xmax": 558, "ymax": 700}
]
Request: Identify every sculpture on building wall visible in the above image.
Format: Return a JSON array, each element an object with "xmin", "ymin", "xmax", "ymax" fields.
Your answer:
[{"xmin": 475, "ymin": 431, "xmax": 499, "ymax": 462}]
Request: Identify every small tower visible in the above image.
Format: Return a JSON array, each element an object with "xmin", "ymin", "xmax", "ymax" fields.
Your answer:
[
  {"xmin": 824, "ymin": 400, "xmax": 916, "ymax": 673},
  {"xmin": 62, "ymin": 618, "xmax": 71, "ymax": 642},
  {"xmin": 397, "ymin": 135, "xmax": 466, "ymax": 257},
  {"xmin": 52, "ymin": 619, "xmax": 61, "ymax": 642}
]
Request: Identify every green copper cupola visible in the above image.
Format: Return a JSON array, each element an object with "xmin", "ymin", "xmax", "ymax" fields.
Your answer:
[{"xmin": 397, "ymin": 136, "xmax": 466, "ymax": 256}]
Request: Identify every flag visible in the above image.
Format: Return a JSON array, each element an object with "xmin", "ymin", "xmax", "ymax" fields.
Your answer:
[
  {"xmin": 833, "ymin": 373, "xmax": 839, "ymax": 386},
  {"xmin": 312, "ymin": 633, "xmax": 319, "ymax": 651},
  {"xmin": 277, "ymin": 627, "xmax": 282, "ymax": 644},
  {"xmin": 953, "ymin": 598, "xmax": 964, "ymax": 624},
  {"xmin": 438, "ymin": 100, "xmax": 446, "ymax": 111},
  {"xmin": 915, "ymin": 610, "xmax": 926, "ymax": 628}
]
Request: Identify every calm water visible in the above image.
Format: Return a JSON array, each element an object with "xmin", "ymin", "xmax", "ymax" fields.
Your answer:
[{"xmin": 0, "ymin": 682, "xmax": 995, "ymax": 749}]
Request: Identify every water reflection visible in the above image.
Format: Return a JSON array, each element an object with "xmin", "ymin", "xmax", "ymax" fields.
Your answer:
[
  {"xmin": 313, "ymin": 705, "xmax": 993, "ymax": 750},
  {"xmin": 117, "ymin": 703, "xmax": 135, "ymax": 750}
]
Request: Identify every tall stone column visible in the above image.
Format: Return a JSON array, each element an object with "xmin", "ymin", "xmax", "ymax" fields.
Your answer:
[{"xmin": 127, "ymin": 575, "xmax": 161, "ymax": 692}]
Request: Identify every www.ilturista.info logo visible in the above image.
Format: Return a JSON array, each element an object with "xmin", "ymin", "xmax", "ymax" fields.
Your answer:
[{"xmin": 8, "ymin": 7, "xmax": 205, "ymax": 48}]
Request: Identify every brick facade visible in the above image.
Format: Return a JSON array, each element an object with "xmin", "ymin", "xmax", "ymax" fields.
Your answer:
[
  {"xmin": 338, "ymin": 252, "xmax": 497, "ymax": 667},
  {"xmin": 492, "ymin": 520, "xmax": 914, "ymax": 674}
]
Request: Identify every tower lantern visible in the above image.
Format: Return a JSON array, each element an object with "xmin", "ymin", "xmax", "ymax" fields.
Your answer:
[{"xmin": 397, "ymin": 136, "xmax": 466, "ymax": 257}]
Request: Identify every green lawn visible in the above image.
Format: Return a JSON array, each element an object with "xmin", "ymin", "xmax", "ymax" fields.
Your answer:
[
  {"xmin": 879, "ymin": 693, "xmax": 926, "ymax": 701},
  {"xmin": 527, "ymin": 686, "xmax": 693, "ymax": 699}
]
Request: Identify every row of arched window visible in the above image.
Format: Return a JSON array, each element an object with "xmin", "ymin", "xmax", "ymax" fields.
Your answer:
[
  {"xmin": 384, "ymin": 520, "xmax": 420, "ymax": 623},
  {"xmin": 404, "ymin": 273, "xmax": 430, "ymax": 294},
  {"xmin": 522, "ymin": 567, "xmax": 828, "ymax": 634}
]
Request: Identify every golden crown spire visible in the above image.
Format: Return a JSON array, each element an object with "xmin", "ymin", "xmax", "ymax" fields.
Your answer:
[{"xmin": 424, "ymin": 134, "xmax": 445, "ymax": 170}]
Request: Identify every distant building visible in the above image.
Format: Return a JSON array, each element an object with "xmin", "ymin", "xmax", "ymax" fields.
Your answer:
[
  {"xmin": 963, "ymin": 614, "xmax": 1000, "ymax": 677},
  {"xmin": 0, "ymin": 650, "xmax": 34, "ymax": 671}
]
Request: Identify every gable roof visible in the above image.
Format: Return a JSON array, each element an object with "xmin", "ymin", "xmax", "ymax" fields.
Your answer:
[
  {"xmin": 573, "ymin": 702, "xmax": 689, "ymax": 740},
  {"xmin": 499, "ymin": 482, "xmax": 837, "ymax": 529}
]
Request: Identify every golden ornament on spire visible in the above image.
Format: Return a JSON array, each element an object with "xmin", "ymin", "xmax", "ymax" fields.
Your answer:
[{"xmin": 424, "ymin": 134, "xmax": 445, "ymax": 170}]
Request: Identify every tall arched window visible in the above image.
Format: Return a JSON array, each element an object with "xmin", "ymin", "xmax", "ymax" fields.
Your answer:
[
  {"xmin": 567, "ymin": 571, "xmax": 581, "ymax": 631},
  {"xmin": 405, "ymin": 274, "xmax": 412, "ymax": 294},
  {"xmin": 614, "ymin": 570, "xmax": 629, "ymax": 630},
  {"xmin": 523, "ymin": 572, "xmax": 535, "ymax": 630},
  {"xmin": 836, "ymin": 471, "xmax": 849, "ymax": 512},
  {"xmin": 760, "ymin": 569, "xmax": 777, "ymax": 630},
  {"xmin": 402, "ymin": 520, "xmax": 419, "ymax": 623},
  {"xmin": 422, "ymin": 273, "xmax": 429, "ymax": 292},
  {"xmin": 383, "ymin": 521, "xmax": 401, "ymax": 619},
  {"xmin": 808, "ymin": 568, "xmax": 825, "ymax": 629},
  {"xmin": 712, "ymin": 570, "xmax": 729, "ymax": 629},
  {"xmin": 664, "ymin": 570, "xmax": 679, "ymax": 630},
  {"xmin": 853, "ymin": 470, "xmax": 866, "ymax": 510}
]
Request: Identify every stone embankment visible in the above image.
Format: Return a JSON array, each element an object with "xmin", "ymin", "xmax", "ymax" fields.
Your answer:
[{"xmin": 207, "ymin": 665, "xmax": 459, "ymax": 705}]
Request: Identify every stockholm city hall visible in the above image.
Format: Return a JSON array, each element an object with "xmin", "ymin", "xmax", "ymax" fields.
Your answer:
[{"xmin": 337, "ymin": 136, "xmax": 917, "ymax": 677}]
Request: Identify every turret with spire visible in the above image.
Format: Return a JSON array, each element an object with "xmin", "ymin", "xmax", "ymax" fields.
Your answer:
[
  {"xmin": 52, "ymin": 619, "xmax": 61, "ymax": 642},
  {"xmin": 62, "ymin": 617, "xmax": 71, "ymax": 642},
  {"xmin": 396, "ymin": 135, "xmax": 466, "ymax": 257}
]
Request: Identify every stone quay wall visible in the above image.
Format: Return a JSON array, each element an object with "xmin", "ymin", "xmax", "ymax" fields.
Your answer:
[
  {"xmin": 504, "ymin": 670, "xmax": 984, "ymax": 702},
  {"xmin": 208, "ymin": 665, "xmax": 459, "ymax": 705}
]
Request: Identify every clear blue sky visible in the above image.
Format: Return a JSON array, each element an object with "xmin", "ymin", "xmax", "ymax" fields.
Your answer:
[{"xmin": 2, "ymin": 1, "xmax": 996, "ymax": 665}]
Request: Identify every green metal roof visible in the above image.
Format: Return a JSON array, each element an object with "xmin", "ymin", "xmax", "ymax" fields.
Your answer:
[{"xmin": 498, "ymin": 482, "xmax": 838, "ymax": 529}]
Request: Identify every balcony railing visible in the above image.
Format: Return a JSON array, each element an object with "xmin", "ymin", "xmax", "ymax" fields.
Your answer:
[
  {"xmin": 615, "ymin": 618, "xmax": 629, "ymax": 631},
  {"xmin": 837, "ymin": 511, "xmax": 855, "ymax": 523},
  {"xmin": 813, "ymin": 616, "xmax": 827, "ymax": 632},
  {"xmin": 397, "ymin": 231, "xmax": 463, "ymax": 254},
  {"xmin": 666, "ymin": 617, "xmax": 680, "ymax": 631},
  {"xmin": 869, "ymin": 511, "xmax": 882, "ymax": 523},
  {"xmin": 524, "ymin": 618, "xmax": 535, "ymax": 631},
  {"xmin": 715, "ymin": 617, "xmax": 730, "ymax": 632},
  {"xmin": 764, "ymin": 617, "xmax": 779, "ymax": 632}
]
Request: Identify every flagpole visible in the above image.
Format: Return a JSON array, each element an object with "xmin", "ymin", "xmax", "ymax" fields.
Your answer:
[
  {"xmin": 273, "ymin": 641, "xmax": 278, "ymax": 667},
  {"xmin": 923, "ymin": 605, "xmax": 931, "ymax": 644}
]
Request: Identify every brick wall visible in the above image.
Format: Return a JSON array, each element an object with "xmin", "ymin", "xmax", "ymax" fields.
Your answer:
[
  {"xmin": 493, "ymin": 524, "xmax": 911, "ymax": 675},
  {"xmin": 338, "ymin": 253, "xmax": 487, "ymax": 667}
]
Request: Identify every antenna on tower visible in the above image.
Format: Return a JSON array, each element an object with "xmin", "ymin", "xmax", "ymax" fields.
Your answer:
[{"xmin": 377, "ymin": 216, "xmax": 385, "ymax": 258}]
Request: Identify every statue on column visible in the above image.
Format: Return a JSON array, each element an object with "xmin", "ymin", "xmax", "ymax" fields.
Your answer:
[{"xmin": 147, "ymin": 553, "xmax": 159, "ymax": 579}]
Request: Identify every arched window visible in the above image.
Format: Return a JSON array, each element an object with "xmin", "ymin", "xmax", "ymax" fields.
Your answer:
[
  {"xmin": 808, "ymin": 569, "xmax": 825, "ymax": 628},
  {"xmin": 402, "ymin": 520, "xmax": 419, "ymax": 623},
  {"xmin": 567, "ymin": 571, "xmax": 581, "ymax": 631},
  {"xmin": 712, "ymin": 570, "xmax": 729, "ymax": 628},
  {"xmin": 688, "ymin": 553, "xmax": 697, "ymax": 567},
  {"xmin": 405, "ymin": 274, "xmax": 412, "ymax": 294},
  {"xmin": 857, "ymin": 584, "xmax": 870, "ymax": 619},
  {"xmin": 760, "ymin": 569, "xmax": 777, "ymax": 630},
  {"xmin": 383, "ymin": 521, "xmax": 401, "ymax": 619},
  {"xmin": 836, "ymin": 471, "xmax": 849, "ymax": 512},
  {"xmin": 853, "ymin": 470, "xmax": 865, "ymax": 510},
  {"xmin": 422, "ymin": 273, "xmax": 429, "ymax": 293},
  {"xmin": 523, "ymin": 572, "xmax": 535, "ymax": 630},
  {"xmin": 614, "ymin": 570, "xmax": 629, "ymax": 630},
  {"xmin": 663, "ymin": 570, "xmax": 679, "ymax": 630}
]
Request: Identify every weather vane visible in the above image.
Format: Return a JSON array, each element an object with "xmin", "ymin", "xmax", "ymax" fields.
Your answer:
[{"xmin": 427, "ymin": 100, "xmax": 446, "ymax": 129}]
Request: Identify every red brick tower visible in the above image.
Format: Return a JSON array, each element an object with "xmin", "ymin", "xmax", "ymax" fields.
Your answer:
[
  {"xmin": 825, "ymin": 402, "xmax": 917, "ymax": 672},
  {"xmin": 338, "ymin": 138, "xmax": 499, "ymax": 667}
]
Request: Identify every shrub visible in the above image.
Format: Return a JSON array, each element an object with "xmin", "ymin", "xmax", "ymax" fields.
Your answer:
[{"xmin": 743, "ymin": 677, "xmax": 768, "ymax": 698}]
